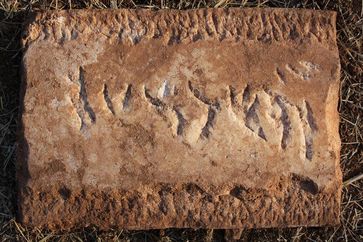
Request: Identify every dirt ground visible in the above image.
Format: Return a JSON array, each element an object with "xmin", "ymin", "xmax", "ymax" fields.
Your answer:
[{"xmin": 0, "ymin": 0, "xmax": 362, "ymax": 241}]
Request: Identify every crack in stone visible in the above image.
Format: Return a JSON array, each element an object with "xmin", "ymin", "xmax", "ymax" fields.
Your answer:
[
  {"xmin": 200, "ymin": 106, "xmax": 218, "ymax": 139},
  {"xmin": 158, "ymin": 80, "xmax": 171, "ymax": 98},
  {"xmin": 103, "ymin": 84, "xmax": 115, "ymax": 115},
  {"xmin": 79, "ymin": 67, "xmax": 96, "ymax": 123},
  {"xmin": 297, "ymin": 100, "xmax": 318, "ymax": 161},
  {"xmin": 212, "ymin": 12, "xmax": 219, "ymax": 35},
  {"xmin": 188, "ymin": 81, "xmax": 221, "ymax": 139},
  {"xmin": 275, "ymin": 95, "xmax": 292, "ymax": 150},
  {"xmin": 123, "ymin": 84, "xmax": 132, "ymax": 110},
  {"xmin": 305, "ymin": 101, "xmax": 318, "ymax": 132},
  {"xmin": 229, "ymin": 85, "xmax": 237, "ymax": 105},
  {"xmin": 242, "ymin": 84, "xmax": 251, "ymax": 106},
  {"xmin": 173, "ymin": 106, "xmax": 186, "ymax": 136},
  {"xmin": 144, "ymin": 86, "xmax": 165, "ymax": 110},
  {"xmin": 305, "ymin": 137, "xmax": 314, "ymax": 161},
  {"xmin": 245, "ymin": 95, "xmax": 267, "ymax": 141},
  {"xmin": 69, "ymin": 94, "xmax": 86, "ymax": 131},
  {"xmin": 276, "ymin": 67, "xmax": 286, "ymax": 85},
  {"xmin": 188, "ymin": 81, "xmax": 215, "ymax": 106},
  {"xmin": 303, "ymin": 100, "xmax": 317, "ymax": 161}
]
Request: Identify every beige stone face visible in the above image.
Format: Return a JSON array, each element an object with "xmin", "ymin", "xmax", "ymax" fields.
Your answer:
[{"xmin": 18, "ymin": 8, "xmax": 342, "ymax": 230}]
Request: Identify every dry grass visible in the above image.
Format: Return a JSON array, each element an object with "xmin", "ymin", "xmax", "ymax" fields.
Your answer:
[{"xmin": 0, "ymin": 0, "xmax": 362, "ymax": 241}]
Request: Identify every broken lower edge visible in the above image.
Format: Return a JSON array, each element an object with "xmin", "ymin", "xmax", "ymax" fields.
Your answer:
[{"xmin": 18, "ymin": 174, "xmax": 341, "ymax": 231}]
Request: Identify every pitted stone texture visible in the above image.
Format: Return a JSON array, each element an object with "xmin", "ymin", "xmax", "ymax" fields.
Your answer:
[{"xmin": 18, "ymin": 8, "xmax": 342, "ymax": 230}]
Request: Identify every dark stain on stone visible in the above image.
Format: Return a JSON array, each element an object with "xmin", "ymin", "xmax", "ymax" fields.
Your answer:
[
  {"xmin": 292, "ymin": 173, "xmax": 319, "ymax": 195},
  {"xmin": 59, "ymin": 186, "xmax": 72, "ymax": 200}
]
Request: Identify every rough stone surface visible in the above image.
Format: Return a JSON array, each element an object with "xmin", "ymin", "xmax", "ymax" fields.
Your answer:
[{"xmin": 18, "ymin": 8, "xmax": 342, "ymax": 230}]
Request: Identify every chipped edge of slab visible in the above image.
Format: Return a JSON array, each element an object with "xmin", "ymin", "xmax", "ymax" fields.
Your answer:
[
  {"xmin": 22, "ymin": 8, "xmax": 337, "ymax": 49},
  {"xmin": 18, "ymin": 175, "xmax": 341, "ymax": 230}
]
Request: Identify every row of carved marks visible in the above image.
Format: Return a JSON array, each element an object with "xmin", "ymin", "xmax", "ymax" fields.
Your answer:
[
  {"xmin": 144, "ymin": 80, "xmax": 318, "ymax": 162},
  {"xmin": 72, "ymin": 67, "xmax": 96, "ymax": 131},
  {"xmin": 229, "ymin": 85, "xmax": 318, "ymax": 160},
  {"xmin": 70, "ymin": 67, "xmax": 133, "ymax": 130},
  {"xmin": 143, "ymin": 80, "xmax": 220, "ymax": 142},
  {"xmin": 187, "ymin": 81, "xmax": 221, "ymax": 139},
  {"xmin": 70, "ymin": 68, "xmax": 317, "ymax": 160}
]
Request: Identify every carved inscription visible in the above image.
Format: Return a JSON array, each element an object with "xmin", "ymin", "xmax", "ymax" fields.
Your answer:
[
  {"xmin": 229, "ymin": 86, "xmax": 317, "ymax": 160},
  {"xmin": 71, "ymin": 66, "xmax": 318, "ymax": 160}
]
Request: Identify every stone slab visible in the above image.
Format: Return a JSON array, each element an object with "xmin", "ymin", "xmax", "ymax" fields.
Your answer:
[{"xmin": 18, "ymin": 8, "xmax": 342, "ymax": 230}]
